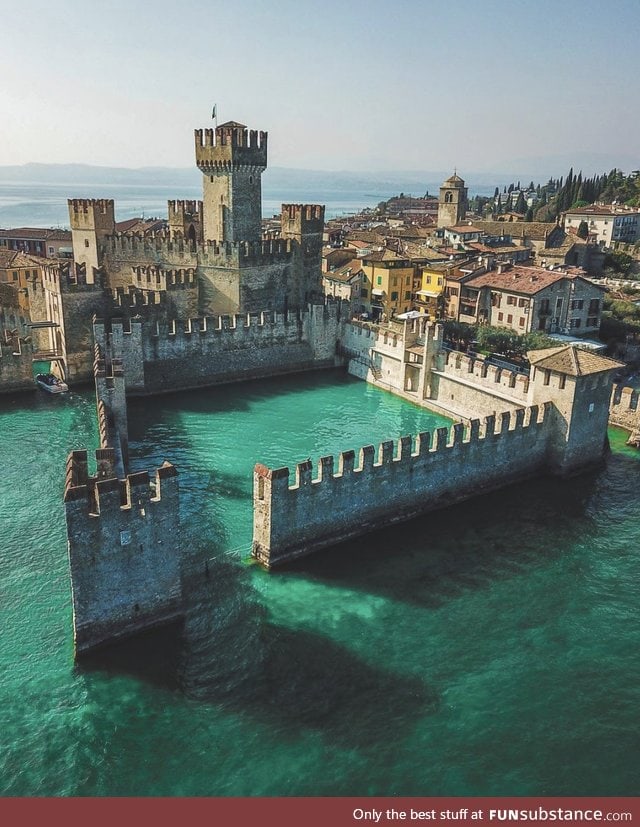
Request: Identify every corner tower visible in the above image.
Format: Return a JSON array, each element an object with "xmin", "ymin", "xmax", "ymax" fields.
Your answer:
[
  {"xmin": 437, "ymin": 172, "xmax": 468, "ymax": 228},
  {"xmin": 68, "ymin": 199, "xmax": 115, "ymax": 282},
  {"xmin": 195, "ymin": 121, "xmax": 267, "ymax": 243}
]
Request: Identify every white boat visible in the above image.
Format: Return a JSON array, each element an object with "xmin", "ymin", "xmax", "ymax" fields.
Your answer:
[{"xmin": 35, "ymin": 373, "xmax": 69, "ymax": 394}]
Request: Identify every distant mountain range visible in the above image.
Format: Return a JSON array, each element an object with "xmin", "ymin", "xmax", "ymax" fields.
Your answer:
[
  {"xmin": 1, "ymin": 156, "xmax": 637, "ymax": 199},
  {"xmin": 0, "ymin": 162, "xmax": 495, "ymax": 195}
]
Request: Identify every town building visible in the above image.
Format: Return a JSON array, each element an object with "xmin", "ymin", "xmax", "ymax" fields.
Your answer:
[
  {"xmin": 322, "ymin": 259, "xmax": 363, "ymax": 304},
  {"xmin": 457, "ymin": 263, "xmax": 606, "ymax": 335},
  {"xmin": 360, "ymin": 249, "xmax": 415, "ymax": 320},
  {"xmin": 563, "ymin": 204, "xmax": 640, "ymax": 247},
  {"xmin": 0, "ymin": 227, "xmax": 72, "ymax": 258},
  {"xmin": 0, "ymin": 249, "xmax": 45, "ymax": 313}
]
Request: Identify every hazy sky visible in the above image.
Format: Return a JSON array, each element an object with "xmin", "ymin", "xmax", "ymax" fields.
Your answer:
[{"xmin": 2, "ymin": 0, "xmax": 639, "ymax": 174}]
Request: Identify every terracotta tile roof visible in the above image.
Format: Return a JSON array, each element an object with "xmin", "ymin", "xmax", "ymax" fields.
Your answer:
[
  {"xmin": 565, "ymin": 205, "xmax": 640, "ymax": 217},
  {"xmin": 474, "ymin": 220, "xmax": 557, "ymax": 241},
  {"xmin": 0, "ymin": 249, "xmax": 44, "ymax": 269},
  {"xmin": 527, "ymin": 346, "xmax": 623, "ymax": 376},
  {"xmin": 0, "ymin": 227, "xmax": 71, "ymax": 240},
  {"xmin": 446, "ymin": 224, "xmax": 483, "ymax": 233},
  {"xmin": 465, "ymin": 265, "xmax": 604, "ymax": 296},
  {"xmin": 361, "ymin": 249, "xmax": 411, "ymax": 264},
  {"xmin": 325, "ymin": 260, "xmax": 364, "ymax": 282}
]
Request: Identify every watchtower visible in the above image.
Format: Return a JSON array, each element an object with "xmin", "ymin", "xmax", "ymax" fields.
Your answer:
[
  {"xmin": 167, "ymin": 199, "xmax": 203, "ymax": 244},
  {"xmin": 195, "ymin": 122, "xmax": 267, "ymax": 243},
  {"xmin": 527, "ymin": 346, "xmax": 622, "ymax": 473},
  {"xmin": 68, "ymin": 199, "xmax": 116, "ymax": 282},
  {"xmin": 437, "ymin": 173, "xmax": 468, "ymax": 229},
  {"xmin": 280, "ymin": 204, "xmax": 325, "ymax": 307}
]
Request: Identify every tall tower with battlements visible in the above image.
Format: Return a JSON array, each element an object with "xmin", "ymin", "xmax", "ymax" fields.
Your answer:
[
  {"xmin": 68, "ymin": 199, "xmax": 115, "ymax": 281},
  {"xmin": 195, "ymin": 121, "xmax": 267, "ymax": 243}
]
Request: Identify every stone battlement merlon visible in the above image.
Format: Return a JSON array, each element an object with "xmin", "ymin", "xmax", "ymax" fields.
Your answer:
[
  {"xmin": 281, "ymin": 204, "xmax": 325, "ymax": 234},
  {"xmin": 132, "ymin": 265, "xmax": 197, "ymax": 289},
  {"xmin": 64, "ymin": 449, "xmax": 177, "ymax": 511},
  {"xmin": 68, "ymin": 198, "xmax": 115, "ymax": 215},
  {"xmin": 442, "ymin": 350, "xmax": 530, "ymax": 396},
  {"xmin": 195, "ymin": 126, "xmax": 267, "ymax": 171},
  {"xmin": 252, "ymin": 404, "xmax": 551, "ymax": 567},
  {"xmin": 281, "ymin": 204, "xmax": 325, "ymax": 222},
  {"xmin": 263, "ymin": 406, "xmax": 546, "ymax": 492},
  {"xmin": 167, "ymin": 200, "xmax": 202, "ymax": 216}
]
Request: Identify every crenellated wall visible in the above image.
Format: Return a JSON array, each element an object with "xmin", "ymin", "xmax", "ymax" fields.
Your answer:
[
  {"xmin": 430, "ymin": 351, "xmax": 531, "ymax": 418},
  {"xmin": 252, "ymin": 405, "xmax": 551, "ymax": 568},
  {"xmin": 64, "ymin": 449, "xmax": 182, "ymax": 654},
  {"xmin": 609, "ymin": 384, "xmax": 640, "ymax": 432},
  {"xmin": 93, "ymin": 300, "xmax": 346, "ymax": 395}
]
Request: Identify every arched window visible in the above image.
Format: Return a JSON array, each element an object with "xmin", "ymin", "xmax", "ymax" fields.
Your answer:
[
  {"xmin": 187, "ymin": 224, "xmax": 196, "ymax": 242},
  {"xmin": 445, "ymin": 192, "xmax": 453, "ymax": 203}
]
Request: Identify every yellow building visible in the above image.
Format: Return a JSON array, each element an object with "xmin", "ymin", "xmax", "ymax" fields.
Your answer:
[
  {"xmin": 415, "ymin": 264, "xmax": 447, "ymax": 318},
  {"xmin": 361, "ymin": 250, "xmax": 415, "ymax": 320}
]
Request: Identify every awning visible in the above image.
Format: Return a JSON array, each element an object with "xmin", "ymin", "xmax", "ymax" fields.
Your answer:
[
  {"xmin": 371, "ymin": 289, "xmax": 385, "ymax": 296},
  {"xmin": 416, "ymin": 289, "xmax": 440, "ymax": 297}
]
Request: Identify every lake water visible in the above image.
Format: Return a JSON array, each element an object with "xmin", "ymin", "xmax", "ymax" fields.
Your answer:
[{"xmin": 1, "ymin": 370, "xmax": 639, "ymax": 796}]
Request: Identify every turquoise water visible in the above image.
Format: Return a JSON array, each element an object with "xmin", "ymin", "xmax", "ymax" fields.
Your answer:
[{"xmin": 1, "ymin": 370, "xmax": 639, "ymax": 796}]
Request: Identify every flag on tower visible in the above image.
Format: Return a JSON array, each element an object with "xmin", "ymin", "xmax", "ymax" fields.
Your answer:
[{"xmin": 211, "ymin": 104, "xmax": 217, "ymax": 120}]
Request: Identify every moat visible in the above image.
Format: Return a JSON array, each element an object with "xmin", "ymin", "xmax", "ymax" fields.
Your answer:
[{"xmin": 1, "ymin": 371, "xmax": 639, "ymax": 795}]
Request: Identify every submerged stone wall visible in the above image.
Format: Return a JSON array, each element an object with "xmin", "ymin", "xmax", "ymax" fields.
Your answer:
[{"xmin": 252, "ymin": 405, "xmax": 551, "ymax": 568}]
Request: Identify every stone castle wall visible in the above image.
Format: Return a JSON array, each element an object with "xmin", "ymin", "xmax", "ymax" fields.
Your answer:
[
  {"xmin": 94, "ymin": 301, "xmax": 346, "ymax": 396},
  {"xmin": 0, "ymin": 329, "xmax": 36, "ymax": 393},
  {"xmin": 253, "ymin": 405, "xmax": 551, "ymax": 568},
  {"xmin": 65, "ymin": 450, "xmax": 182, "ymax": 654},
  {"xmin": 609, "ymin": 385, "xmax": 640, "ymax": 432}
]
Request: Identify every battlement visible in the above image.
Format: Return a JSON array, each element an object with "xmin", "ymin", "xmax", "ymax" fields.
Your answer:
[
  {"xmin": 132, "ymin": 265, "xmax": 197, "ymax": 290},
  {"xmin": 101, "ymin": 232, "xmax": 294, "ymax": 268},
  {"xmin": 110, "ymin": 286, "xmax": 167, "ymax": 311},
  {"xmin": 281, "ymin": 203, "xmax": 325, "ymax": 234},
  {"xmin": 253, "ymin": 404, "xmax": 551, "ymax": 567},
  {"xmin": 167, "ymin": 200, "xmax": 202, "ymax": 218},
  {"xmin": 441, "ymin": 350, "xmax": 530, "ymax": 398},
  {"xmin": 609, "ymin": 383, "xmax": 640, "ymax": 432},
  {"xmin": 68, "ymin": 198, "xmax": 115, "ymax": 230},
  {"xmin": 64, "ymin": 445, "xmax": 182, "ymax": 655},
  {"xmin": 195, "ymin": 125, "xmax": 267, "ymax": 171},
  {"xmin": 64, "ymin": 449, "xmax": 177, "ymax": 511}
]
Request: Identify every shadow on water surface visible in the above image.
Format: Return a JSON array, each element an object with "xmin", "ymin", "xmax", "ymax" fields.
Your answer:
[
  {"xmin": 279, "ymin": 468, "xmax": 607, "ymax": 610},
  {"xmin": 79, "ymin": 555, "xmax": 435, "ymax": 752}
]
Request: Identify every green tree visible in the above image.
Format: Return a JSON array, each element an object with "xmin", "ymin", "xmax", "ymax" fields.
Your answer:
[{"xmin": 577, "ymin": 220, "xmax": 589, "ymax": 240}]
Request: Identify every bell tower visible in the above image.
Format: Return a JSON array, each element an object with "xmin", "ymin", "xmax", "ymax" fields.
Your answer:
[
  {"xmin": 195, "ymin": 121, "xmax": 267, "ymax": 243},
  {"xmin": 437, "ymin": 172, "xmax": 468, "ymax": 228}
]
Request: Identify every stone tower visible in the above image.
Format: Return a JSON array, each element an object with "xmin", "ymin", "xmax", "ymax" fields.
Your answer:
[
  {"xmin": 280, "ymin": 204, "xmax": 326, "ymax": 307},
  {"xmin": 68, "ymin": 199, "xmax": 115, "ymax": 281},
  {"xmin": 195, "ymin": 121, "xmax": 267, "ymax": 243},
  {"xmin": 437, "ymin": 172, "xmax": 468, "ymax": 228},
  {"xmin": 527, "ymin": 346, "xmax": 622, "ymax": 474},
  {"xmin": 167, "ymin": 199, "xmax": 203, "ymax": 244}
]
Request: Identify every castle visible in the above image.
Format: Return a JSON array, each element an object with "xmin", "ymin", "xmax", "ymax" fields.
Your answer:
[
  {"xmin": 23, "ymin": 120, "xmax": 325, "ymax": 385},
  {"xmin": 0, "ymin": 117, "xmax": 628, "ymax": 657}
]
